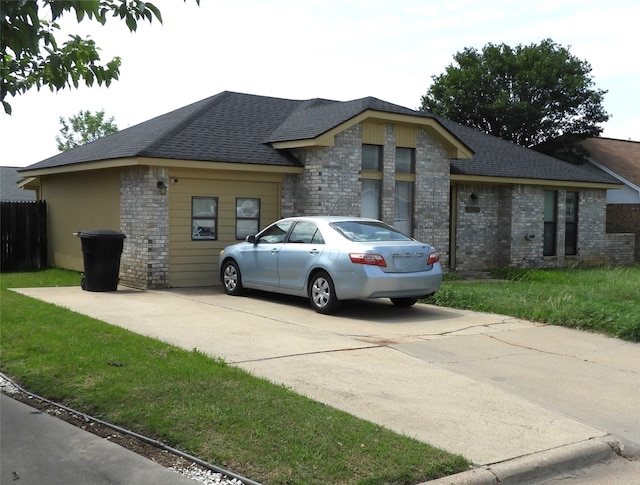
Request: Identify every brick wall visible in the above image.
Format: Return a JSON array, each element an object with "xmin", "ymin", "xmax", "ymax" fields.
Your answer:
[
  {"xmin": 607, "ymin": 204, "xmax": 640, "ymax": 261},
  {"xmin": 282, "ymin": 122, "xmax": 451, "ymax": 264},
  {"xmin": 605, "ymin": 233, "xmax": 636, "ymax": 265},
  {"xmin": 453, "ymin": 185, "xmax": 626, "ymax": 270},
  {"xmin": 119, "ymin": 166, "xmax": 169, "ymax": 289}
]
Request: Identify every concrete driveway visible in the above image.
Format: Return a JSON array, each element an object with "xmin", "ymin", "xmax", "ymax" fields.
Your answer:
[{"xmin": 12, "ymin": 286, "xmax": 640, "ymax": 478}]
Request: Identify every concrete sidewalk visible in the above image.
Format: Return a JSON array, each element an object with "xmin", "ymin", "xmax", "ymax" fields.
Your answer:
[
  {"xmin": 10, "ymin": 286, "xmax": 640, "ymax": 481},
  {"xmin": 0, "ymin": 393, "xmax": 197, "ymax": 485}
]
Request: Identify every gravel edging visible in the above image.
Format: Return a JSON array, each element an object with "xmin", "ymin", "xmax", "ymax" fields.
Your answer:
[{"xmin": 0, "ymin": 375, "xmax": 255, "ymax": 485}]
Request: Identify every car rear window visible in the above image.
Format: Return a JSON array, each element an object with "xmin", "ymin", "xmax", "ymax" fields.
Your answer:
[{"xmin": 331, "ymin": 221, "xmax": 413, "ymax": 242}]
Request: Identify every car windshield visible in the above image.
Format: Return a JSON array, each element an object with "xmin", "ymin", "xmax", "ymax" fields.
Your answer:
[{"xmin": 331, "ymin": 221, "xmax": 413, "ymax": 242}]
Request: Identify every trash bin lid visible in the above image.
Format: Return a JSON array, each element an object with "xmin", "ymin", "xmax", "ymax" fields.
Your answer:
[{"xmin": 76, "ymin": 229, "xmax": 126, "ymax": 239}]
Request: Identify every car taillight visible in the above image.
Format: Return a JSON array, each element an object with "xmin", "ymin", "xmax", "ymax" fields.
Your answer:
[
  {"xmin": 349, "ymin": 253, "xmax": 387, "ymax": 267},
  {"xmin": 427, "ymin": 251, "xmax": 440, "ymax": 265}
]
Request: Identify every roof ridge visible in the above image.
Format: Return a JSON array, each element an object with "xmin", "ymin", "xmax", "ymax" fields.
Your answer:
[{"xmin": 137, "ymin": 92, "xmax": 230, "ymax": 157}]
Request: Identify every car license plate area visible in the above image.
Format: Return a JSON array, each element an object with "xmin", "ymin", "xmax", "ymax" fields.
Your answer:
[{"xmin": 392, "ymin": 254, "xmax": 420, "ymax": 273}]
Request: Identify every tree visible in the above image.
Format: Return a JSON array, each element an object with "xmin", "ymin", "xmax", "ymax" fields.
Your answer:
[
  {"xmin": 1, "ymin": 1, "xmax": 197, "ymax": 115},
  {"xmin": 56, "ymin": 109, "xmax": 118, "ymax": 151},
  {"xmin": 420, "ymin": 39, "xmax": 610, "ymax": 163}
]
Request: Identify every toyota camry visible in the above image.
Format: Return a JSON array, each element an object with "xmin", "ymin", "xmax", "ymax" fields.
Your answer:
[{"xmin": 219, "ymin": 216, "xmax": 442, "ymax": 314}]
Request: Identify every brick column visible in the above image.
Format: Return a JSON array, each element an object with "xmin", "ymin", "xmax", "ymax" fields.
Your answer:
[{"xmin": 119, "ymin": 166, "xmax": 169, "ymax": 289}]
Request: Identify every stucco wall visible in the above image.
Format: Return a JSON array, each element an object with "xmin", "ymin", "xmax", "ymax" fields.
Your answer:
[{"xmin": 41, "ymin": 169, "xmax": 121, "ymax": 272}]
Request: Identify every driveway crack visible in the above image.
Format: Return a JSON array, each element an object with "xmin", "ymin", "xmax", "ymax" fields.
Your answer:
[{"xmin": 230, "ymin": 344, "xmax": 382, "ymax": 364}]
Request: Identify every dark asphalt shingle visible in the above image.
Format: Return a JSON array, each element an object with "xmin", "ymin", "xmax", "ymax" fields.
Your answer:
[
  {"xmin": 441, "ymin": 118, "xmax": 619, "ymax": 184},
  {"xmin": 20, "ymin": 91, "xmax": 619, "ymax": 186}
]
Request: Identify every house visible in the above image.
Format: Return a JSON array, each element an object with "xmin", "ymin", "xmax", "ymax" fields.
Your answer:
[
  {"xmin": 18, "ymin": 91, "xmax": 628, "ymax": 290},
  {"xmin": 581, "ymin": 137, "xmax": 640, "ymax": 262},
  {"xmin": 1, "ymin": 166, "xmax": 37, "ymax": 201}
]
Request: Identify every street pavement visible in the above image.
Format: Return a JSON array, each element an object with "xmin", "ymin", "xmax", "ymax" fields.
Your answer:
[
  {"xmin": 6, "ymin": 285, "xmax": 640, "ymax": 483},
  {"xmin": 0, "ymin": 393, "xmax": 198, "ymax": 484}
]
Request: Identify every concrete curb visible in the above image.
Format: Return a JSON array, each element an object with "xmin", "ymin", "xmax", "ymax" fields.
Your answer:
[{"xmin": 423, "ymin": 436, "xmax": 618, "ymax": 484}]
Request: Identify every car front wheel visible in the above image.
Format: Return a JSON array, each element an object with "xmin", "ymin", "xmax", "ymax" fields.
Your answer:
[
  {"xmin": 390, "ymin": 297, "xmax": 418, "ymax": 307},
  {"xmin": 222, "ymin": 260, "xmax": 243, "ymax": 296},
  {"xmin": 309, "ymin": 271, "xmax": 340, "ymax": 314}
]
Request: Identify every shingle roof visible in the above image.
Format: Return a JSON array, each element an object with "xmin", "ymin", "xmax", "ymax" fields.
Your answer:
[
  {"xmin": 266, "ymin": 96, "xmax": 433, "ymax": 142},
  {"xmin": 23, "ymin": 92, "xmax": 304, "ymax": 171},
  {"xmin": 0, "ymin": 166, "xmax": 37, "ymax": 201},
  {"xmin": 441, "ymin": 118, "xmax": 620, "ymax": 185},
  {"xmin": 21, "ymin": 91, "xmax": 620, "ymax": 186},
  {"xmin": 580, "ymin": 137, "xmax": 640, "ymax": 186}
]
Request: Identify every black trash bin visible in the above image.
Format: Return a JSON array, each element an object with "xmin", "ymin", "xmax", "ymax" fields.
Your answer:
[{"xmin": 76, "ymin": 229, "xmax": 126, "ymax": 292}]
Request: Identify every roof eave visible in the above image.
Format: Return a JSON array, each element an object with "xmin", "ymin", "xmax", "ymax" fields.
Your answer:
[
  {"xmin": 18, "ymin": 156, "xmax": 305, "ymax": 177},
  {"xmin": 451, "ymin": 173, "xmax": 623, "ymax": 189}
]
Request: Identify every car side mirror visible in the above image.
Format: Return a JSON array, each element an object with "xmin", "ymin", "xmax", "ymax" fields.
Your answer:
[{"xmin": 246, "ymin": 235, "xmax": 256, "ymax": 244}]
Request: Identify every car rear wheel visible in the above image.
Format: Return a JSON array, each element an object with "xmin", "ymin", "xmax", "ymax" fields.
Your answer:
[
  {"xmin": 222, "ymin": 260, "xmax": 243, "ymax": 296},
  {"xmin": 390, "ymin": 297, "xmax": 418, "ymax": 307},
  {"xmin": 309, "ymin": 271, "xmax": 340, "ymax": 314}
]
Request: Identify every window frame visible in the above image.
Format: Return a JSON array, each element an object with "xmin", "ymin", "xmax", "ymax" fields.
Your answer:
[
  {"xmin": 235, "ymin": 197, "xmax": 261, "ymax": 240},
  {"xmin": 191, "ymin": 196, "xmax": 218, "ymax": 241},
  {"xmin": 565, "ymin": 191, "xmax": 579, "ymax": 256},
  {"xmin": 543, "ymin": 190, "xmax": 557, "ymax": 256},
  {"xmin": 361, "ymin": 144, "xmax": 383, "ymax": 219}
]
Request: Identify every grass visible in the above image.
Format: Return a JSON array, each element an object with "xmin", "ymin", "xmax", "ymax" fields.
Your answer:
[
  {"xmin": 0, "ymin": 269, "xmax": 469, "ymax": 485},
  {"xmin": 425, "ymin": 265, "xmax": 640, "ymax": 342}
]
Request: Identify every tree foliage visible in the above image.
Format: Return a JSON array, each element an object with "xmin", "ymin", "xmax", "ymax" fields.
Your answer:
[
  {"xmin": 56, "ymin": 109, "xmax": 118, "ymax": 151},
  {"xmin": 1, "ymin": 0, "xmax": 196, "ymax": 115},
  {"xmin": 421, "ymin": 39, "xmax": 609, "ymax": 163}
]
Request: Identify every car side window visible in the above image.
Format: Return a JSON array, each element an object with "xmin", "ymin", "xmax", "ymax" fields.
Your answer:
[
  {"xmin": 257, "ymin": 221, "xmax": 293, "ymax": 244},
  {"xmin": 288, "ymin": 222, "xmax": 324, "ymax": 244}
]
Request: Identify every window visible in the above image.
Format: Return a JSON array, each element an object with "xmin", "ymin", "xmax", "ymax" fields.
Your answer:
[
  {"xmin": 395, "ymin": 181, "xmax": 413, "ymax": 234},
  {"xmin": 236, "ymin": 198, "xmax": 260, "ymax": 240},
  {"xmin": 288, "ymin": 221, "xmax": 325, "ymax": 244},
  {"xmin": 395, "ymin": 147, "xmax": 414, "ymax": 173},
  {"xmin": 565, "ymin": 192, "xmax": 578, "ymax": 255},
  {"xmin": 361, "ymin": 144, "xmax": 382, "ymax": 219},
  {"xmin": 543, "ymin": 190, "xmax": 557, "ymax": 256},
  {"xmin": 395, "ymin": 147, "xmax": 415, "ymax": 234},
  {"xmin": 362, "ymin": 144, "xmax": 381, "ymax": 170},
  {"xmin": 192, "ymin": 196, "xmax": 217, "ymax": 240},
  {"xmin": 258, "ymin": 220, "xmax": 294, "ymax": 244}
]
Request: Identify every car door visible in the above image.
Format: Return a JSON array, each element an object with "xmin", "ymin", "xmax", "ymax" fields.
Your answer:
[
  {"xmin": 241, "ymin": 220, "xmax": 293, "ymax": 288},
  {"xmin": 277, "ymin": 221, "xmax": 325, "ymax": 290}
]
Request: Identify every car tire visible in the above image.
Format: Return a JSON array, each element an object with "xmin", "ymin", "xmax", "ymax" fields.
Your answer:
[
  {"xmin": 390, "ymin": 297, "xmax": 418, "ymax": 307},
  {"xmin": 222, "ymin": 260, "xmax": 244, "ymax": 296},
  {"xmin": 309, "ymin": 271, "xmax": 340, "ymax": 314}
]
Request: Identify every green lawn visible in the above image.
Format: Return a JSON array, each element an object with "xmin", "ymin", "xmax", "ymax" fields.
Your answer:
[
  {"xmin": 424, "ymin": 265, "xmax": 640, "ymax": 342},
  {"xmin": 0, "ymin": 269, "xmax": 468, "ymax": 485}
]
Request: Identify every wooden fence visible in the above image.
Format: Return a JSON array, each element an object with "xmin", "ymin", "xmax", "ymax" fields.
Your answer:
[{"xmin": 1, "ymin": 201, "xmax": 47, "ymax": 272}]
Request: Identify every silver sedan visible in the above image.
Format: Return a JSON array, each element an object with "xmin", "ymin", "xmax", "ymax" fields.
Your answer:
[{"xmin": 219, "ymin": 216, "xmax": 442, "ymax": 314}]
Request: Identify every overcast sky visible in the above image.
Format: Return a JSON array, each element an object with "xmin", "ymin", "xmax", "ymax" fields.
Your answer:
[{"xmin": 2, "ymin": 0, "xmax": 638, "ymax": 168}]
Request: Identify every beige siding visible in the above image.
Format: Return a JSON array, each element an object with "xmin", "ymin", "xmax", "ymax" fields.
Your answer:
[
  {"xmin": 168, "ymin": 170, "xmax": 282, "ymax": 287},
  {"xmin": 362, "ymin": 120, "xmax": 385, "ymax": 145},
  {"xmin": 363, "ymin": 121, "xmax": 417, "ymax": 147},
  {"xmin": 396, "ymin": 125, "xmax": 417, "ymax": 148},
  {"xmin": 42, "ymin": 169, "xmax": 121, "ymax": 271}
]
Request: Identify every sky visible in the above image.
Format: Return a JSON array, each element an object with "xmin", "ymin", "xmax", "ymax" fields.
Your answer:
[{"xmin": 2, "ymin": 0, "xmax": 639, "ymax": 168}]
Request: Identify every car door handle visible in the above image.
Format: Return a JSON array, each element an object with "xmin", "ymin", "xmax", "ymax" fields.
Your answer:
[
  {"xmin": 310, "ymin": 249, "xmax": 319, "ymax": 255},
  {"xmin": 271, "ymin": 248, "xmax": 279, "ymax": 254}
]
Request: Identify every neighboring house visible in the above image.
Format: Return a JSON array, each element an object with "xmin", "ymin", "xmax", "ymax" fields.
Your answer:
[
  {"xmin": 581, "ymin": 137, "xmax": 640, "ymax": 262},
  {"xmin": 18, "ymin": 91, "xmax": 627, "ymax": 290},
  {"xmin": 1, "ymin": 166, "xmax": 37, "ymax": 201}
]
